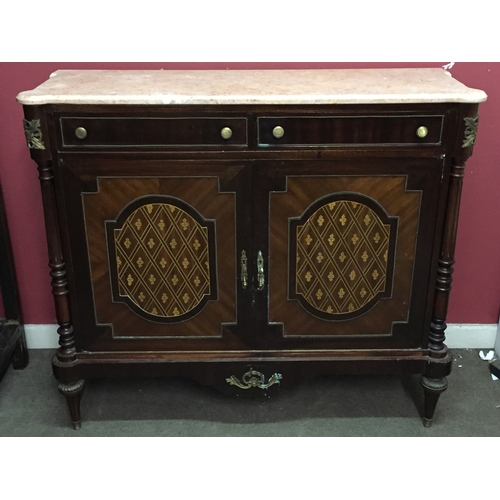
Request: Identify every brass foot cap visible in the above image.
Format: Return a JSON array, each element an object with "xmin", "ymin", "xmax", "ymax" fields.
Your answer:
[
  {"xmin": 72, "ymin": 420, "xmax": 82, "ymax": 430},
  {"xmin": 423, "ymin": 418, "xmax": 432, "ymax": 428}
]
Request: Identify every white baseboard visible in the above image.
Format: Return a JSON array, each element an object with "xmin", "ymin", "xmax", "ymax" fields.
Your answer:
[
  {"xmin": 444, "ymin": 324, "xmax": 497, "ymax": 349},
  {"xmin": 494, "ymin": 322, "xmax": 500, "ymax": 357},
  {"xmin": 24, "ymin": 323, "xmax": 498, "ymax": 350},
  {"xmin": 24, "ymin": 324, "xmax": 59, "ymax": 349}
]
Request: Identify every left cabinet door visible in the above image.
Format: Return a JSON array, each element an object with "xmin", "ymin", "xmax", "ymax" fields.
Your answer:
[{"xmin": 56, "ymin": 156, "xmax": 253, "ymax": 352}]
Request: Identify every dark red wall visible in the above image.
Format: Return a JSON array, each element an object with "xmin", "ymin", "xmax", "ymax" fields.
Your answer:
[{"xmin": 0, "ymin": 62, "xmax": 498, "ymax": 324}]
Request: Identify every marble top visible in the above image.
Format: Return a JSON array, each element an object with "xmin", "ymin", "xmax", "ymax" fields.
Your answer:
[{"xmin": 17, "ymin": 68, "xmax": 487, "ymax": 105}]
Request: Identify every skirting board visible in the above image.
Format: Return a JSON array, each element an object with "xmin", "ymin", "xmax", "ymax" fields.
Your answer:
[
  {"xmin": 24, "ymin": 323, "xmax": 499, "ymax": 350},
  {"xmin": 495, "ymin": 322, "xmax": 500, "ymax": 357}
]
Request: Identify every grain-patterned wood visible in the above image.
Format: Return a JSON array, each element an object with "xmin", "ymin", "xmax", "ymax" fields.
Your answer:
[
  {"xmin": 266, "ymin": 163, "xmax": 439, "ymax": 345},
  {"xmin": 83, "ymin": 175, "xmax": 237, "ymax": 344},
  {"xmin": 60, "ymin": 116, "xmax": 248, "ymax": 148},
  {"xmin": 258, "ymin": 115, "xmax": 444, "ymax": 146}
]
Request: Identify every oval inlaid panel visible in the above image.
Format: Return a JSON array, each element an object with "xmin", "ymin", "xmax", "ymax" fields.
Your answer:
[
  {"xmin": 112, "ymin": 202, "xmax": 212, "ymax": 320},
  {"xmin": 293, "ymin": 197, "xmax": 396, "ymax": 319}
]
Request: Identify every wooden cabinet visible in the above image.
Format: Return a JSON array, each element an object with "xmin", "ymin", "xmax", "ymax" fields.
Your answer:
[{"xmin": 18, "ymin": 69, "xmax": 486, "ymax": 428}]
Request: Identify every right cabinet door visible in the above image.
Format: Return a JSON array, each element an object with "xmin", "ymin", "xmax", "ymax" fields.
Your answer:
[{"xmin": 254, "ymin": 157, "xmax": 447, "ymax": 349}]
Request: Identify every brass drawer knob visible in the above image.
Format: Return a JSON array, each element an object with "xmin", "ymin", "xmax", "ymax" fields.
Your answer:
[
  {"xmin": 221, "ymin": 127, "xmax": 233, "ymax": 140},
  {"xmin": 272, "ymin": 126, "xmax": 285, "ymax": 139},
  {"xmin": 75, "ymin": 127, "xmax": 87, "ymax": 140},
  {"xmin": 416, "ymin": 126, "xmax": 428, "ymax": 138}
]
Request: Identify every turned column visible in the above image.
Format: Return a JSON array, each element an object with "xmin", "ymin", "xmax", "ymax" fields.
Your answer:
[
  {"xmin": 422, "ymin": 104, "xmax": 480, "ymax": 426},
  {"xmin": 22, "ymin": 105, "xmax": 84, "ymax": 428}
]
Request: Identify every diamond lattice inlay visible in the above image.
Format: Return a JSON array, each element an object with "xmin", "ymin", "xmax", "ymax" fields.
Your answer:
[
  {"xmin": 114, "ymin": 203, "xmax": 211, "ymax": 318},
  {"xmin": 295, "ymin": 200, "xmax": 391, "ymax": 316}
]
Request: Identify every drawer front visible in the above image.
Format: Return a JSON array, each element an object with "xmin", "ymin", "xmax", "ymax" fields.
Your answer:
[
  {"xmin": 258, "ymin": 115, "xmax": 443, "ymax": 147},
  {"xmin": 59, "ymin": 116, "xmax": 248, "ymax": 148}
]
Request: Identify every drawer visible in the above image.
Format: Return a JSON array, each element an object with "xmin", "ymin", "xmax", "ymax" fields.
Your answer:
[
  {"xmin": 258, "ymin": 115, "xmax": 444, "ymax": 147},
  {"xmin": 59, "ymin": 116, "xmax": 248, "ymax": 148}
]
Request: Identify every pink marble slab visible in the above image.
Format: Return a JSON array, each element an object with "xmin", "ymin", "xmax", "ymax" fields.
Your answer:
[{"xmin": 17, "ymin": 68, "xmax": 487, "ymax": 105}]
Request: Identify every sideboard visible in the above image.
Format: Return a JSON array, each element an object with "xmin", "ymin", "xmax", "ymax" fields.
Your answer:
[{"xmin": 17, "ymin": 68, "xmax": 486, "ymax": 428}]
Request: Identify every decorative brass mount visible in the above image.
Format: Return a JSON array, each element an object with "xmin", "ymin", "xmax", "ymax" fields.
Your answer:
[
  {"xmin": 462, "ymin": 116, "xmax": 479, "ymax": 148},
  {"xmin": 226, "ymin": 368, "xmax": 282, "ymax": 390},
  {"xmin": 23, "ymin": 119, "xmax": 45, "ymax": 149}
]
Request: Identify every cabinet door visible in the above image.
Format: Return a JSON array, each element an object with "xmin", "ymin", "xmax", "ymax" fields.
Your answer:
[
  {"xmin": 57, "ymin": 156, "xmax": 252, "ymax": 352},
  {"xmin": 253, "ymin": 158, "xmax": 446, "ymax": 349}
]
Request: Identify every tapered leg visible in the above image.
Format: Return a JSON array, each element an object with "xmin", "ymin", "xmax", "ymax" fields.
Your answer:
[
  {"xmin": 58, "ymin": 380, "xmax": 85, "ymax": 430},
  {"xmin": 420, "ymin": 375, "xmax": 448, "ymax": 427}
]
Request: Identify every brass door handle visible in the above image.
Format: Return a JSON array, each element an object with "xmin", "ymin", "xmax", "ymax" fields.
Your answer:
[
  {"xmin": 257, "ymin": 250, "xmax": 265, "ymax": 290},
  {"xmin": 241, "ymin": 250, "xmax": 248, "ymax": 289}
]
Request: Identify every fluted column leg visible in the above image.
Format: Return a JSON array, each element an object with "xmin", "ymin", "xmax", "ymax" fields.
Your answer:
[
  {"xmin": 420, "ymin": 375, "xmax": 448, "ymax": 427},
  {"xmin": 58, "ymin": 380, "xmax": 85, "ymax": 430},
  {"xmin": 424, "ymin": 106, "xmax": 480, "ymax": 426},
  {"xmin": 23, "ymin": 107, "xmax": 78, "ymax": 429}
]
